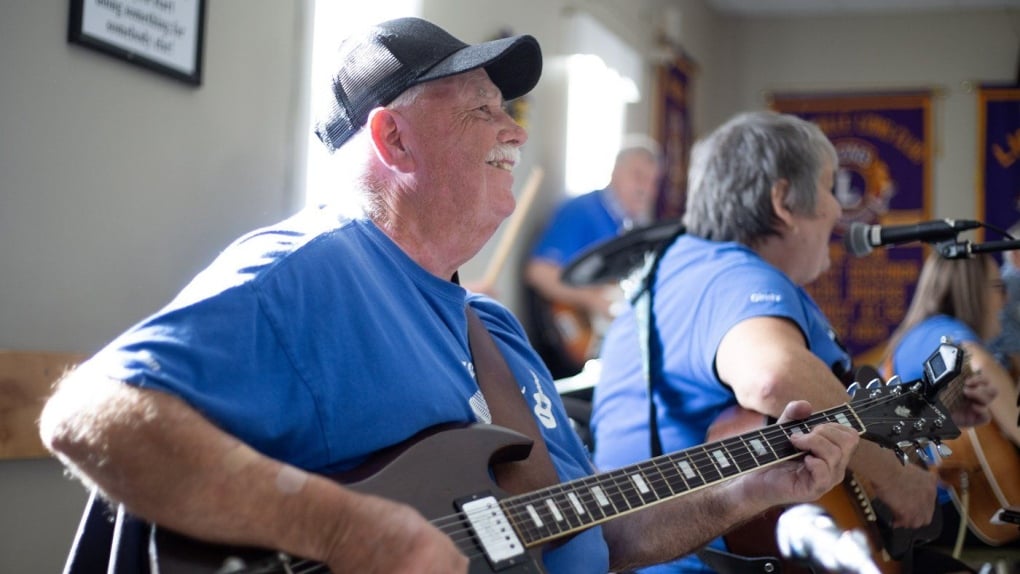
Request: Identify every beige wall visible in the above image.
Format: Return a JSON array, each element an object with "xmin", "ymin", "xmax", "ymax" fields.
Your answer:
[
  {"xmin": 729, "ymin": 9, "xmax": 1020, "ymax": 220},
  {"xmin": 0, "ymin": 2, "xmax": 310, "ymax": 571},
  {"xmin": 0, "ymin": 0, "xmax": 1016, "ymax": 570}
]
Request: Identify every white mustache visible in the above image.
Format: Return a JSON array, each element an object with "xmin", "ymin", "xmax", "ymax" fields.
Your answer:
[{"xmin": 485, "ymin": 145, "xmax": 520, "ymax": 166}]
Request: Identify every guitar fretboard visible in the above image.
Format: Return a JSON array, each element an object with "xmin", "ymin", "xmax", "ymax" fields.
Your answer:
[{"xmin": 501, "ymin": 404, "xmax": 863, "ymax": 546}]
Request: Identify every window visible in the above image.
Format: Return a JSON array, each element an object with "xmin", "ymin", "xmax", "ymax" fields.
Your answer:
[
  {"xmin": 563, "ymin": 12, "xmax": 642, "ymax": 197},
  {"xmin": 304, "ymin": 0, "xmax": 421, "ymax": 209}
]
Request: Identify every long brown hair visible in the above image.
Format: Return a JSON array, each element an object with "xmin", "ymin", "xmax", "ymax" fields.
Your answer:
[{"xmin": 885, "ymin": 252, "xmax": 997, "ymax": 363}]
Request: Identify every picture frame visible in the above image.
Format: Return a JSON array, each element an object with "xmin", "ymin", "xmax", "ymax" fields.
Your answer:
[{"xmin": 68, "ymin": 0, "xmax": 207, "ymax": 86}]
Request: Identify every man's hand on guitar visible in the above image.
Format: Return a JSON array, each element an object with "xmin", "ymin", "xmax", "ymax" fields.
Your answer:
[
  {"xmin": 324, "ymin": 492, "xmax": 468, "ymax": 574},
  {"xmin": 732, "ymin": 400, "xmax": 859, "ymax": 508}
]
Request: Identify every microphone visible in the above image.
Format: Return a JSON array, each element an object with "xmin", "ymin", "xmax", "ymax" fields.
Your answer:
[
  {"xmin": 843, "ymin": 219, "xmax": 982, "ymax": 257},
  {"xmin": 776, "ymin": 504, "xmax": 880, "ymax": 574}
]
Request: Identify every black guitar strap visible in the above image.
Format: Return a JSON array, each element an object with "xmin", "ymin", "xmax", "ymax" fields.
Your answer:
[
  {"xmin": 465, "ymin": 304, "xmax": 561, "ymax": 494},
  {"xmin": 630, "ymin": 224, "xmax": 685, "ymax": 458}
]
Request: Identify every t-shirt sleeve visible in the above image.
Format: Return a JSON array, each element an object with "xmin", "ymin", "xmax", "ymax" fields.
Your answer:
[
  {"xmin": 82, "ymin": 282, "xmax": 329, "ymax": 470},
  {"xmin": 659, "ymin": 262, "xmax": 808, "ymax": 386}
]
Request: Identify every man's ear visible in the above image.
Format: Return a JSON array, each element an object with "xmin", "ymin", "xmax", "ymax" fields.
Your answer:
[
  {"xmin": 367, "ymin": 108, "xmax": 415, "ymax": 173},
  {"xmin": 770, "ymin": 178, "xmax": 795, "ymax": 228}
]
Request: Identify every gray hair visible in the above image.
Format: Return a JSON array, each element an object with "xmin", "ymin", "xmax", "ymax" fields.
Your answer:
[
  {"xmin": 616, "ymin": 134, "xmax": 664, "ymax": 169},
  {"xmin": 682, "ymin": 111, "xmax": 837, "ymax": 246}
]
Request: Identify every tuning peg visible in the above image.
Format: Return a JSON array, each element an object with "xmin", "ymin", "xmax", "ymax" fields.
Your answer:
[
  {"xmin": 846, "ymin": 382, "xmax": 860, "ymax": 398},
  {"xmin": 885, "ymin": 375, "xmax": 902, "ymax": 387},
  {"xmin": 913, "ymin": 442, "xmax": 932, "ymax": 464},
  {"xmin": 866, "ymin": 378, "xmax": 883, "ymax": 391},
  {"xmin": 894, "ymin": 447, "xmax": 909, "ymax": 466},
  {"xmin": 934, "ymin": 440, "xmax": 953, "ymax": 458}
]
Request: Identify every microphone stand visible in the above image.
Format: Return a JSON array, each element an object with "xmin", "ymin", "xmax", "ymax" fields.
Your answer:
[{"xmin": 936, "ymin": 238, "xmax": 1020, "ymax": 259}]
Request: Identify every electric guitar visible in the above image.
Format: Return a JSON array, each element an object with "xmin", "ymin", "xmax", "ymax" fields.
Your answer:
[
  {"xmin": 151, "ymin": 365, "xmax": 962, "ymax": 574},
  {"xmin": 710, "ymin": 342, "xmax": 969, "ymax": 574}
]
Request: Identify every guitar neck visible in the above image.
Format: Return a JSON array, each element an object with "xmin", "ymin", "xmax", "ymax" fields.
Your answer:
[{"xmin": 501, "ymin": 403, "xmax": 865, "ymax": 547}]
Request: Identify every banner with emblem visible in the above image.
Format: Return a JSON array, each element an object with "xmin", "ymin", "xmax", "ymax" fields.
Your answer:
[
  {"xmin": 654, "ymin": 52, "xmax": 696, "ymax": 220},
  {"xmin": 979, "ymin": 85, "xmax": 1020, "ymax": 243},
  {"xmin": 771, "ymin": 91, "xmax": 933, "ymax": 366}
]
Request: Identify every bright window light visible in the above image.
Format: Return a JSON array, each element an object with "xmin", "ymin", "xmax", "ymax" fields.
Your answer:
[
  {"xmin": 564, "ymin": 54, "xmax": 640, "ymax": 197},
  {"xmin": 562, "ymin": 11, "xmax": 642, "ymax": 197},
  {"xmin": 305, "ymin": 0, "xmax": 421, "ymax": 209}
]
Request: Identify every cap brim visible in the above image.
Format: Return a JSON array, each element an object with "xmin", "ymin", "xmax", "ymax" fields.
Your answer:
[{"xmin": 418, "ymin": 34, "xmax": 542, "ymax": 101}]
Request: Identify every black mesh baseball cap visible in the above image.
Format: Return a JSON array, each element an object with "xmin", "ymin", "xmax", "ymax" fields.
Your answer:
[{"xmin": 314, "ymin": 17, "xmax": 542, "ymax": 152}]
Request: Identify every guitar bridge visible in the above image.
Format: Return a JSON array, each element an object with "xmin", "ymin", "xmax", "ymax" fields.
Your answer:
[{"xmin": 458, "ymin": 495, "xmax": 527, "ymax": 570}]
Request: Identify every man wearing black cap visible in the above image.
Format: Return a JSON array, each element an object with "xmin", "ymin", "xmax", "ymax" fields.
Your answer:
[{"xmin": 40, "ymin": 18, "xmax": 857, "ymax": 573}]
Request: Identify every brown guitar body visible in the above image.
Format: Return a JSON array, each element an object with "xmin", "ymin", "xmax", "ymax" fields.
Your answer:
[
  {"xmin": 707, "ymin": 406, "xmax": 903, "ymax": 574},
  {"xmin": 937, "ymin": 422, "xmax": 1020, "ymax": 546}
]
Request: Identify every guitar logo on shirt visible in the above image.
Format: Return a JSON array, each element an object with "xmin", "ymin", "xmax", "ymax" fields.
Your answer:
[
  {"xmin": 464, "ymin": 360, "xmax": 493, "ymax": 424},
  {"xmin": 530, "ymin": 370, "xmax": 557, "ymax": 429}
]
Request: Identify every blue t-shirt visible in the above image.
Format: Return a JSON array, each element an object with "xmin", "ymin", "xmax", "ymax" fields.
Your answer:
[
  {"xmin": 530, "ymin": 189, "xmax": 628, "ymax": 267},
  {"xmin": 82, "ymin": 207, "xmax": 607, "ymax": 573},
  {"xmin": 891, "ymin": 315, "xmax": 979, "ymax": 383},
  {"xmin": 890, "ymin": 314, "xmax": 979, "ymax": 506},
  {"xmin": 591, "ymin": 235, "xmax": 850, "ymax": 573}
]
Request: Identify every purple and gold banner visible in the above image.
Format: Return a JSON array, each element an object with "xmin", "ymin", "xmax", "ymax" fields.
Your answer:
[
  {"xmin": 772, "ymin": 92, "xmax": 933, "ymax": 365},
  {"xmin": 979, "ymin": 86, "xmax": 1020, "ymax": 243},
  {"xmin": 655, "ymin": 54, "xmax": 696, "ymax": 220}
]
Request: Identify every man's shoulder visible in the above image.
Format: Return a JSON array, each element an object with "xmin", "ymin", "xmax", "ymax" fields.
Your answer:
[{"xmin": 183, "ymin": 211, "xmax": 362, "ymax": 296}]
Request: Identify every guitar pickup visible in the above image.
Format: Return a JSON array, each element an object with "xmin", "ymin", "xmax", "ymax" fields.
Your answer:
[{"xmin": 457, "ymin": 494, "xmax": 528, "ymax": 570}]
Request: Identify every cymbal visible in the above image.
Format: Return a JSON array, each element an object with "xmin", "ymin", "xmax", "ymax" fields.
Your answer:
[{"xmin": 562, "ymin": 219, "xmax": 685, "ymax": 287}]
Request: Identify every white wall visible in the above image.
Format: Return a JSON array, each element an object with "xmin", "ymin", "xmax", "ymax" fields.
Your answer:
[
  {"xmin": 0, "ymin": 2, "xmax": 310, "ymax": 571},
  {"xmin": 1, "ymin": 0, "xmax": 1016, "ymax": 570}
]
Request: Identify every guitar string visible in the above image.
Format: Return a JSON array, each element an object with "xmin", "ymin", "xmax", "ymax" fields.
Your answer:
[
  {"xmin": 458, "ymin": 390, "xmax": 943, "ymax": 543},
  {"xmin": 223, "ymin": 389, "xmax": 952, "ymax": 573},
  {"xmin": 446, "ymin": 389, "xmax": 947, "ymax": 546}
]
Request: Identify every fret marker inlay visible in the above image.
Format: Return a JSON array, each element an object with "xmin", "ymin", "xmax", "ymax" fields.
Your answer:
[
  {"xmin": 546, "ymin": 499, "xmax": 564, "ymax": 522},
  {"xmin": 749, "ymin": 438, "xmax": 768, "ymax": 456},
  {"xmin": 592, "ymin": 486, "xmax": 610, "ymax": 507},
  {"xmin": 835, "ymin": 413, "xmax": 851, "ymax": 427},
  {"xmin": 678, "ymin": 460, "xmax": 696, "ymax": 479},
  {"xmin": 711, "ymin": 449, "xmax": 731, "ymax": 468},
  {"xmin": 526, "ymin": 504, "xmax": 543, "ymax": 527},
  {"xmin": 567, "ymin": 492, "xmax": 585, "ymax": 515},
  {"xmin": 631, "ymin": 473, "xmax": 650, "ymax": 494}
]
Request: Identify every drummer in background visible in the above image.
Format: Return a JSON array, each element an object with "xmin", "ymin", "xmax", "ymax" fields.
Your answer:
[{"xmin": 525, "ymin": 135, "xmax": 663, "ymax": 375}]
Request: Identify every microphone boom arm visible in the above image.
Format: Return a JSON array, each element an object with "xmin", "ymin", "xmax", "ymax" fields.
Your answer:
[{"xmin": 937, "ymin": 238, "xmax": 1020, "ymax": 260}]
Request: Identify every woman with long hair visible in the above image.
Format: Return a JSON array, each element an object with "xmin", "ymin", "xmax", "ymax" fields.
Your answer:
[
  {"xmin": 885, "ymin": 251, "xmax": 1020, "ymax": 562},
  {"xmin": 887, "ymin": 252, "xmax": 1018, "ymax": 447}
]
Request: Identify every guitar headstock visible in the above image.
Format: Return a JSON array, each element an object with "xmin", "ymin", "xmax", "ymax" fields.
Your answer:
[
  {"xmin": 920, "ymin": 340, "xmax": 966, "ymax": 400},
  {"xmin": 847, "ymin": 343, "xmax": 965, "ymax": 458}
]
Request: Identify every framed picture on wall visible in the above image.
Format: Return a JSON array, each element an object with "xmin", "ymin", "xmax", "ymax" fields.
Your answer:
[{"xmin": 67, "ymin": 0, "xmax": 207, "ymax": 86}]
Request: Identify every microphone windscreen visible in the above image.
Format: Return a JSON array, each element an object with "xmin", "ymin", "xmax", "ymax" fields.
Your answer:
[{"xmin": 843, "ymin": 222, "xmax": 873, "ymax": 257}]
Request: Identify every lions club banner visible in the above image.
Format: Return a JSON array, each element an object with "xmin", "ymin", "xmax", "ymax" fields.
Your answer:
[
  {"xmin": 979, "ymin": 86, "xmax": 1020, "ymax": 243},
  {"xmin": 772, "ymin": 91, "xmax": 933, "ymax": 366},
  {"xmin": 655, "ymin": 53, "xmax": 696, "ymax": 220}
]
